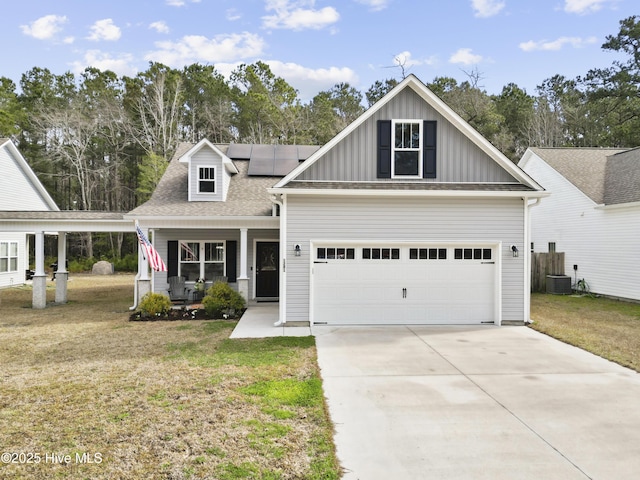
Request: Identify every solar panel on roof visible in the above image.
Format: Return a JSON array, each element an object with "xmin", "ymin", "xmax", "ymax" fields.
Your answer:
[
  {"xmin": 297, "ymin": 145, "xmax": 320, "ymax": 160},
  {"xmin": 247, "ymin": 145, "xmax": 275, "ymax": 175},
  {"xmin": 273, "ymin": 145, "xmax": 299, "ymax": 176},
  {"xmin": 226, "ymin": 143, "xmax": 253, "ymax": 159}
]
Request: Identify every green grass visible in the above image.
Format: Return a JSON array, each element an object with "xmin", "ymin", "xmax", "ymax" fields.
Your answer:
[
  {"xmin": 0, "ymin": 275, "xmax": 341, "ymax": 479},
  {"xmin": 530, "ymin": 293, "xmax": 640, "ymax": 371}
]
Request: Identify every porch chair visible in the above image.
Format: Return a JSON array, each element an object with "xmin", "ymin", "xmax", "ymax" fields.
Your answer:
[{"xmin": 167, "ymin": 276, "xmax": 191, "ymax": 304}]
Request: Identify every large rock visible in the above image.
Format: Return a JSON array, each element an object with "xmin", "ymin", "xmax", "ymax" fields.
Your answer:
[{"xmin": 92, "ymin": 261, "xmax": 114, "ymax": 275}]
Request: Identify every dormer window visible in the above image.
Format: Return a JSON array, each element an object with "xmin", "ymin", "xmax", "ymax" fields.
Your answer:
[
  {"xmin": 393, "ymin": 120, "xmax": 422, "ymax": 177},
  {"xmin": 198, "ymin": 166, "xmax": 216, "ymax": 193}
]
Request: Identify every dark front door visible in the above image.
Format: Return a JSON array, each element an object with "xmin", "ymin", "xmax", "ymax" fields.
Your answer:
[{"xmin": 256, "ymin": 241, "xmax": 279, "ymax": 298}]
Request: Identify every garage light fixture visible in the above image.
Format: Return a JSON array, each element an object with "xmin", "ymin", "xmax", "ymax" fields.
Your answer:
[
  {"xmin": 510, "ymin": 245, "xmax": 519, "ymax": 257},
  {"xmin": 294, "ymin": 244, "xmax": 301, "ymax": 256}
]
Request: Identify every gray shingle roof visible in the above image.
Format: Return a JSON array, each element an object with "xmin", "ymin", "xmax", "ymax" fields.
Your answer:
[
  {"xmin": 530, "ymin": 147, "xmax": 629, "ymax": 204},
  {"xmin": 604, "ymin": 148, "xmax": 640, "ymax": 205},
  {"xmin": 128, "ymin": 143, "xmax": 282, "ymax": 217}
]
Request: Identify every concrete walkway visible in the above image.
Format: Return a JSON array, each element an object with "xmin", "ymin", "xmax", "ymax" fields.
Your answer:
[
  {"xmin": 229, "ymin": 308, "xmax": 640, "ymax": 479},
  {"xmin": 229, "ymin": 303, "xmax": 311, "ymax": 338}
]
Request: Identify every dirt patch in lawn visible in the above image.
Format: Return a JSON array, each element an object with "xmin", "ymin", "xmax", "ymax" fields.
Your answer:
[{"xmin": 0, "ymin": 274, "xmax": 340, "ymax": 479}]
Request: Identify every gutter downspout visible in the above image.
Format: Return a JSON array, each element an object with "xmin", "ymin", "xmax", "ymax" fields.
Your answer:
[
  {"xmin": 524, "ymin": 197, "xmax": 541, "ymax": 324},
  {"xmin": 270, "ymin": 193, "xmax": 286, "ymax": 327}
]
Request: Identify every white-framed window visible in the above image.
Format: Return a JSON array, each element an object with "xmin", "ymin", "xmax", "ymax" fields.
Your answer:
[
  {"xmin": 0, "ymin": 241, "xmax": 18, "ymax": 273},
  {"xmin": 392, "ymin": 120, "xmax": 422, "ymax": 178},
  {"xmin": 548, "ymin": 242, "xmax": 556, "ymax": 253},
  {"xmin": 179, "ymin": 241, "xmax": 224, "ymax": 281},
  {"xmin": 198, "ymin": 166, "xmax": 216, "ymax": 193}
]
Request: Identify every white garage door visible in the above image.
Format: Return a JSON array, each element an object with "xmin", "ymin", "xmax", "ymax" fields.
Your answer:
[{"xmin": 312, "ymin": 244, "xmax": 497, "ymax": 325}]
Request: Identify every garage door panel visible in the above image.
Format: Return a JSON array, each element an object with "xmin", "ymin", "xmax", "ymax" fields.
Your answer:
[{"xmin": 312, "ymin": 244, "xmax": 497, "ymax": 325}]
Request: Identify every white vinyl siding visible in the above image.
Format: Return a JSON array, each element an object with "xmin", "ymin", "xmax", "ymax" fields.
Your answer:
[
  {"xmin": 0, "ymin": 145, "xmax": 54, "ymax": 210},
  {"xmin": 188, "ymin": 149, "xmax": 224, "ymax": 201},
  {"xmin": 0, "ymin": 233, "xmax": 26, "ymax": 288},
  {"xmin": 284, "ymin": 195, "xmax": 525, "ymax": 324},
  {"xmin": 524, "ymin": 153, "xmax": 640, "ymax": 301}
]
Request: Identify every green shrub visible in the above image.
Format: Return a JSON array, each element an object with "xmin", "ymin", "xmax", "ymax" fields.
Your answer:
[
  {"xmin": 139, "ymin": 292, "xmax": 173, "ymax": 317},
  {"xmin": 113, "ymin": 253, "xmax": 138, "ymax": 272},
  {"xmin": 202, "ymin": 281, "xmax": 246, "ymax": 319}
]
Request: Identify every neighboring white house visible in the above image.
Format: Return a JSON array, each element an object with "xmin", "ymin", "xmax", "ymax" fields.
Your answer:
[
  {"xmin": 129, "ymin": 75, "xmax": 547, "ymax": 325},
  {"xmin": 519, "ymin": 147, "xmax": 640, "ymax": 301},
  {"xmin": 0, "ymin": 138, "xmax": 59, "ymax": 288}
]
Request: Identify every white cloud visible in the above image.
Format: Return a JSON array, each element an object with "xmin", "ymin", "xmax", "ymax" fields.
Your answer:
[
  {"xmin": 564, "ymin": 0, "xmax": 613, "ymax": 14},
  {"xmin": 519, "ymin": 36, "xmax": 598, "ymax": 51},
  {"xmin": 149, "ymin": 21, "xmax": 170, "ymax": 34},
  {"xmin": 262, "ymin": 0, "xmax": 340, "ymax": 30},
  {"xmin": 70, "ymin": 50, "xmax": 137, "ymax": 77},
  {"xmin": 20, "ymin": 14, "xmax": 68, "ymax": 40},
  {"xmin": 87, "ymin": 19, "xmax": 122, "ymax": 42},
  {"xmin": 449, "ymin": 48, "xmax": 483, "ymax": 65},
  {"xmin": 145, "ymin": 32, "xmax": 266, "ymax": 66},
  {"xmin": 354, "ymin": 0, "xmax": 391, "ymax": 11},
  {"xmin": 226, "ymin": 8, "xmax": 242, "ymax": 21},
  {"xmin": 471, "ymin": 0, "xmax": 505, "ymax": 18},
  {"xmin": 266, "ymin": 60, "xmax": 359, "ymax": 100},
  {"xmin": 166, "ymin": 0, "xmax": 201, "ymax": 6},
  {"xmin": 392, "ymin": 51, "xmax": 438, "ymax": 69}
]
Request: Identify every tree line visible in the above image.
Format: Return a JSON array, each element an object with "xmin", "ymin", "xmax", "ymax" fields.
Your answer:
[{"xmin": 1, "ymin": 16, "xmax": 639, "ymax": 261}]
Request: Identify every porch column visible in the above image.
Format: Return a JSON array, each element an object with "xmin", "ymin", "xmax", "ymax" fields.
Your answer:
[
  {"xmin": 136, "ymin": 225, "xmax": 151, "ymax": 304},
  {"xmin": 55, "ymin": 232, "xmax": 68, "ymax": 304},
  {"xmin": 32, "ymin": 230, "xmax": 46, "ymax": 309},
  {"xmin": 237, "ymin": 228, "xmax": 249, "ymax": 301}
]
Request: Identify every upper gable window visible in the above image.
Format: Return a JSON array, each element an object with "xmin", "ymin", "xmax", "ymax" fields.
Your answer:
[
  {"xmin": 377, "ymin": 120, "xmax": 436, "ymax": 179},
  {"xmin": 393, "ymin": 120, "xmax": 422, "ymax": 177},
  {"xmin": 198, "ymin": 166, "xmax": 216, "ymax": 193}
]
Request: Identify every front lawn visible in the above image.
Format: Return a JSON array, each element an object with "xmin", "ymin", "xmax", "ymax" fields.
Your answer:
[
  {"xmin": 530, "ymin": 293, "xmax": 640, "ymax": 372},
  {"xmin": 0, "ymin": 274, "xmax": 340, "ymax": 479}
]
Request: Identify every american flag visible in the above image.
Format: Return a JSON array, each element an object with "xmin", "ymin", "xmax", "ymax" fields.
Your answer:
[{"xmin": 136, "ymin": 222, "xmax": 167, "ymax": 272}]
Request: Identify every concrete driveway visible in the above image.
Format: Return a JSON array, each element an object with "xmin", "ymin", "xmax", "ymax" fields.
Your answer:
[{"xmin": 313, "ymin": 325, "xmax": 640, "ymax": 480}]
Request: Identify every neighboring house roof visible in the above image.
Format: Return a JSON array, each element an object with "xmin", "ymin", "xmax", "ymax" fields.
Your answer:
[
  {"xmin": 527, "ymin": 147, "xmax": 634, "ymax": 205},
  {"xmin": 0, "ymin": 138, "xmax": 59, "ymax": 212},
  {"xmin": 604, "ymin": 147, "xmax": 640, "ymax": 205},
  {"xmin": 129, "ymin": 142, "xmax": 318, "ymax": 218},
  {"xmin": 274, "ymin": 75, "xmax": 544, "ymax": 193}
]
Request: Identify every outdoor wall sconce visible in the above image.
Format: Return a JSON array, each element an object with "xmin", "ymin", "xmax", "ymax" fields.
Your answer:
[
  {"xmin": 294, "ymin": 244, "xmax": 301, "ymax": 256},
  {"xmin": 511, "ymin": 245, "xmax": 519, "ymax": 257}
]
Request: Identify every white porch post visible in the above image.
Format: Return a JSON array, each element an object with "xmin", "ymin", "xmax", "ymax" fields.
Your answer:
[
  {"xmin": 32, "ymin": 230, "xmax": 46, "ymax": 309},
  {"xmin": 55, "ymin": 232, "xmax": 68, "ymax": 304},
  {"xmin": 137, "ymin": 225, "xmax": 151, "ymax": 304},
  {"xmin": 237, "ymin": 228, "xmax": 249, "ymax": 301}
]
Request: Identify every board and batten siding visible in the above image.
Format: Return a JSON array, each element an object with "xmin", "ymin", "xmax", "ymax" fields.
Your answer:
[
  {"xmin": 188, "ymin": 148, "xmax": 226, "ymax": 202},
  {"xmin": 525, "ymin": 154, "xmax": 640, "ymax": 301},
  {"xmin": 284, "ymin": 195, "xmax": 525, "ymax": 323},
  {"xmin": 152, "ymin": 228, "xmax": 278, "ymax": 300},
  {"xmin": 297, "ymin": 88, "xmax": 517, "ymax": 183},
  {"xmin": 0, "ymin": 147, "xmax": 53, "ymax": 210}
]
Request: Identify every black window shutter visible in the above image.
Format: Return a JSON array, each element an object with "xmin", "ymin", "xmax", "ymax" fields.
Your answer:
[
  {"xmin": 226, "ymin": 241, "xmax": 237, "ymax": 282},
  {"xmin": 423, "ymin": 121, "xmax": 437, "ymax": 178},
  {"xmin": 377, "ymin": 120, "xmax": 392, "ymax": 178},
  {"xmin": 167, "ymin": 241, "xmax": 178, "ymax": 278}
]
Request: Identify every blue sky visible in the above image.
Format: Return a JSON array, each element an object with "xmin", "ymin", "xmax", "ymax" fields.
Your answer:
[{"xmin": 3, "ymin": 0, "xmax": 637, "ymax": 101}]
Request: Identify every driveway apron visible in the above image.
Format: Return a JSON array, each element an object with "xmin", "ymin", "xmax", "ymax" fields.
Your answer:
[{"xmin": 313, "ymin": 325, "xmax": 640, "ymax": 480}]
